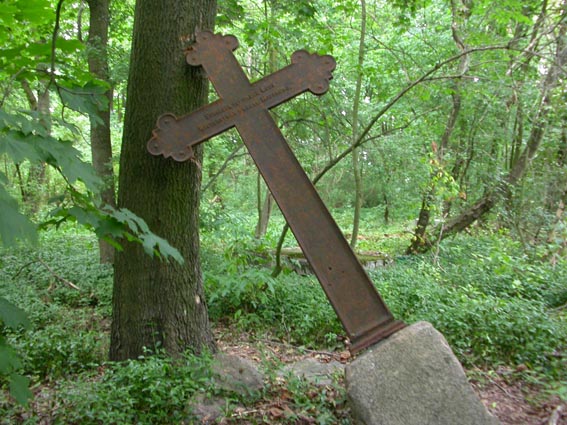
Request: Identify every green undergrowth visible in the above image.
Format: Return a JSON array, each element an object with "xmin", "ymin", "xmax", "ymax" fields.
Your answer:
[
  {"xmin": 372, "ymin": 236, "xmax": 567, "ymax": 376},
  {"xmin": 1, "ymin": 225, "xmax": 566, "ymax": 421},
  {"xmin": 3, "ymin": 349, "xmax": 218, "ymax": 424},
  {"xmin": 1, "ymin": 229, "xmax": 113, "ymax": 381},
  {"xmin": 203, "ymin": 231, "xmax": 567, "ymax": 381}
]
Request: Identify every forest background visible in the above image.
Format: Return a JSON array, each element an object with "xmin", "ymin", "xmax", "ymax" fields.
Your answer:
[{"xmin": 1, "ymin": 0, "xmax": 566, "ymax": 423}]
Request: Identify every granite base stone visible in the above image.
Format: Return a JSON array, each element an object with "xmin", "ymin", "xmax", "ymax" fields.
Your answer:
[{"xmin": 345, "ymin": 321, "xmax": 500, "ymax": 425}]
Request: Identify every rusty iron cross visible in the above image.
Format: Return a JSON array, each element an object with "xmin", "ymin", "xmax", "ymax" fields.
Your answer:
[{"xmin": 148, "ymin": 31, "xmax": 405, "ymax": 353}]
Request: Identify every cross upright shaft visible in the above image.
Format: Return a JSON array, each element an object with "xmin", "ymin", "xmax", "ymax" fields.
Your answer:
[{"xmin": 149, "ymin": 31, "xmax": 404, "ymax": 353}]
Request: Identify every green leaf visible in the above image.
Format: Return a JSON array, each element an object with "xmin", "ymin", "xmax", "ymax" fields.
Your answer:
[
  {"xmin": 105, "ymin": 207, "xmax": 184, "ymax": 265},
  {"xmin": 0, "ymin": 297, "xmax": 30, "ymax": 330},
  {"xmin": 56, "ymin": 38, "xmax": 84, "ymax": 54},
  {"xmin": 42, "ymin": 137, "xmax": 102, "ymax": 190},
  {"xmin": 25, "ymin": 41, "xmax": 51, "ymax": 58},
  {"xmin": 0, "ymin": 130, "xmax": 44, "ymax": 163},
  {"xmin": 67, "ymin": 205, "xmax": 101, "ymax": 229},
  {"xmin": 96, "ymin": 216, "xmax": 125, "ymax": 239},
  {"xmin": 108, "ymin": 207, "xmax": 150, "ymax": 234},
  {"xmin": 15, "ymin": 0, "xmax": 54, "ymax": 25},
  {"xmin": 9, "ymin": 373, "xmax": 32, "ymax": 405},
  {"xmin": 0, "ymin": 338, "xmax": 21, "ymax": 375},
  {"xmin": 58, "ymin": 82, "xmax": 110, "ymax": 123},
  {"xmin": 0, "ymin": 180, "xmax": 37, "ymax": 247},
  {"xmin": 141, "ymin": 232, "xmax": 184, "ymax": 264},
  {"xmin": 0, "ymin": 4, "xmax": 18, "ymax": 27}
]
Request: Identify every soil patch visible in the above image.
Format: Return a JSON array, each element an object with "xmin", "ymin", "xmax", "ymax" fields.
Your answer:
[{"xmin": 215, "ymin": 325, "xmax": 567, "ymax": 424}]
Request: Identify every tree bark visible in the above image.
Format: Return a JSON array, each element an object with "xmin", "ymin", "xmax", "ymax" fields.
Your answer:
[
  {"xmin": 254, "ymin": 3, "xmax": 277, "ymax": 239},
  {"xmin": 87, "ymin": 0, "xmax": 116, "ymax": 264},
  {"xmin": 350, "ymin": 0, "xmax": 367, "ymax": 249},
  {"xmin": 20, "ymin": 80, "xmax": 49, "ymax": 214},
  {"xmin": 110, "ymin": 0, "xmax": 217, "ymax": 361}
]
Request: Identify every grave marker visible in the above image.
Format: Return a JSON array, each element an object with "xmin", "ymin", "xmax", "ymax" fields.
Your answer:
[{"xmin": 148, "ymin": 31, "xmax": 405, "ymax": 353}]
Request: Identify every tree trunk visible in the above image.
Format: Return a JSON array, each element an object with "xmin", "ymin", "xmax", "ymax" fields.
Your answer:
[
  {"xmin": 110, "ymin": 0, "xmax": 217, "ymax": 361},
  {"xmin": 20, "ymin": 80, "xmax": 50, "ymax": 214},
  {"xmin": 406, "ymin": 0, "xmax": 467, "ymax": 254},
  {"xmin": 350, "ymin": 0, "xmax": 367, "ymax": 249},
  {"xmin": 254, "ymin": 4, "xmax": 277, "ymax": 239},
  {"xmin": 426, "ymin": 7, "xmax": 567, "ymax": 248},
  {"xmin": 383, "ymin": 192, "xmax": 390, "ymax": 225},
  {"xmin": 87, "ymin": 0, "xmax": 116, "ymax": 264},
  {"xmin": 255, "ymin": 178, "xmax": 273, "ymax": 239}
]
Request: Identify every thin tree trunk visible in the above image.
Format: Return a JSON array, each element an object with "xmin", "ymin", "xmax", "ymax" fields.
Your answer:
[
  {"xmin": 110, "ymin": 0, "xmax": 217, "ymax": 361},
  {"xmin": 350, "ymin": 0, "xmax": 367, "ymax": 249},
  {"xmin": 383, "ymin": 192, "xmax": 390, "ymax": 225},
  {"xmin": 406, "ymin": 0, "xmax": 467, "ymax": 254},
  {"xmin": 427, "ymin": 8, "xmax": 567, "ymax": 247},
  {"xmin": 87, "ymin": 0, "xmax": 116, "ymax": 264},
  {"xmin": 202, "ymin": 144, "xmax": 245, "ymax": 193},
  {"xmin": 254, "ymin": 1, "xmax": 276, "ymax": 239},
  {"xmin": 546, "ymin": 182, "xmax": 567, "ymax": 263},
  {"xmin": 20, "ymin": 80, "xmax": 50, "ymax": 214},
  {"xmin": 255, "ymin": 184, "xmax": 273, "ymax": 239}
]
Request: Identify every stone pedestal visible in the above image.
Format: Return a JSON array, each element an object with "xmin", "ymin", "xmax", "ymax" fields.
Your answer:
[{"xmin": 345, "ymin": 321, "xmax": 500, "ymax": 425}]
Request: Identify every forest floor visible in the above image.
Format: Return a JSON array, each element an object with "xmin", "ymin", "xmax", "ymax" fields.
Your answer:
[{"xmin": 215, "ymin": 325, "xmax": 567, "ymax": 425}]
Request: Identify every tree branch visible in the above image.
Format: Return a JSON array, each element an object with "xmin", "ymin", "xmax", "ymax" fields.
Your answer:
[
  {"xmin": 202, "ymin": 143, "xmax": 246, "ymax": 193},
  {"xmin": 50, "ymin": 0, "xmax": 65, "ymax": 82},
  {"xmin": 38, "ymin": 258, "xmax": 81, "ymax": 291},
  {"xmin": 271, "ymin": 114, "xmax": 426, "ymax": 277}
]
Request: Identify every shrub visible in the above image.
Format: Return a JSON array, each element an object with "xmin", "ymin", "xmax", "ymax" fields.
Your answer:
[
  {"xmin": 370, "ymin": 235, "xmax": 567, "ymax": 376},
  {"xmin": 204, "ymin": 247, "xmax": 342, "ymax": 347},
  {"xmin": 12, "ymin": 351, "xmax": 215, "ymax": 424},
  {"xmin": 15, "ymin": 325, "xmax": 106, "ymax": 378}
]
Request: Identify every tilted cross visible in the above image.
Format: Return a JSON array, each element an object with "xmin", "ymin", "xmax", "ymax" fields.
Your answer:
[{"xmin": 148, "ymin": 31, "xmax": 405, "ymax": 353}]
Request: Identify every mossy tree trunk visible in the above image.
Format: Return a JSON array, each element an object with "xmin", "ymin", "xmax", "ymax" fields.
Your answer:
[{"xmin": 110, "ymin": 0, "xmax": 217, "ymax": 361}]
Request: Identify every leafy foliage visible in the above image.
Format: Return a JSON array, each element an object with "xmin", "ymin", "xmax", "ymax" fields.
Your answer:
[
  {"xmin": 43, "ymin": 351, "xmax": 215, "ymax": 424},
  {"xmin": 1, "ymin": 219, "xmax": 566, "ymax": 418},
  {"xmin": 372, "ymin": 234, "xmax": 567, "ymax": 373},
  {"xmin": 0, "ymin": 298, "xmax": 31, "ymax": 405}
]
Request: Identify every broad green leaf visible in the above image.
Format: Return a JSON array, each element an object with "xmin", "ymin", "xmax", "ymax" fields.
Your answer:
[
  {"xmin": 0, "ymin": 4, "xmax": 18, "ymax": 27},
  {"xmin": 105, "ymin": 207, "xmax": 184, "ymax": 264},
  {"xmin": 0, "ymin": 47, "xmax": 23, "ymax": 62},
  {"xmin": 15, "ymin": 0, "xmax": 53, "ymax": 25},
  {"xmin": 58, "ymin": 82, "xmax": 110, "ymax": 123},
  {"xmin": 0, "ymin": 298, "xmax": 30, "ymax": 330},
  {"xmin": 67, "ymin": 205, "xmax": 101, "ymax": 229},
  {"xmin": 0, "ymin": 131, "xmax": 45, "ymax": 163},
  {"xmin": 0, "ymin": 339, "xmax": 21, "ymax": 375},
  {"xmin": 96, "ymin": 216, "xmax": 125, "ymax": 239},
  {"xmin": 141, "ymin": 232, "xmax": 184, "ymax": 264},
  {"xmin": 42, "ymin": 137, "xmax": 102, "ymax": 190},
  {"xmin": 56, "ymin": 38, "xmax": 84, "ymax": 54},
  {"xmin": 109, "ymin": 208, "xmax": 150, "ymax": 234},
  {"xmin": 0, "ymin": 182, "xmax": 37, "ymax": 247},
  {"xmin": 25, "ymin": 41, "xmax": 51, "ymax": 58},
  {"xmin": 0, "ymin": 109, "xmax": 46, "ymax": 136},
  {"xmin": 9, "ymin": 373, "xmax": 32, "ymax": 405}
]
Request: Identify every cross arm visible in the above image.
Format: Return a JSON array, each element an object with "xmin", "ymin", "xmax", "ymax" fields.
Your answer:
[{"xmin": 147, "ymin": 32, "xmax": 336, "ymax": 162}]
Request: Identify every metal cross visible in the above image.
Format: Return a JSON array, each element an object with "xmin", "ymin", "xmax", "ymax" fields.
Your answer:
[{"xmin": 148, "ymin": 31, "xmax": 405, "ymax": 353}]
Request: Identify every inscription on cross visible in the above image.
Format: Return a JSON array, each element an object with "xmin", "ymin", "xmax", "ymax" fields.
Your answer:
[{"xmin": 148, "ymin": 31, "xmax": 405, "ymax": 353}]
